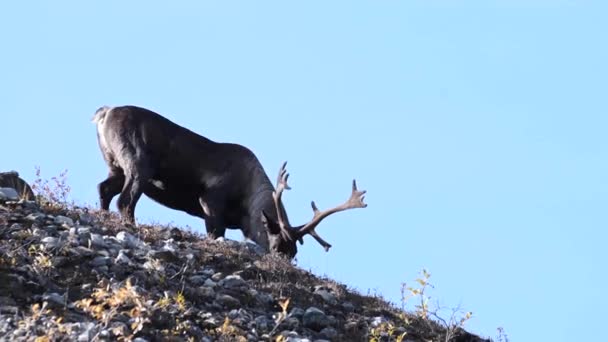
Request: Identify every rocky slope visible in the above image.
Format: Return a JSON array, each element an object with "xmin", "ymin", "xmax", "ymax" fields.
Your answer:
[{"xmin": 0, "ymin": 195, "xmax": 490, "ymax": 341}]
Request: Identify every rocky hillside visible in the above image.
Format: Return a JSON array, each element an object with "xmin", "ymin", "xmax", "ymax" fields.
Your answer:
[{"xmin": 0, "ymin": 193, "xmax": 490, "ymax": 341}]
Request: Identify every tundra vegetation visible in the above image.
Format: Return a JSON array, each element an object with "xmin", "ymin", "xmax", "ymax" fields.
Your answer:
[{"xmin": 0, "ymin": 168, "xmax": 496, "ymax": 341}]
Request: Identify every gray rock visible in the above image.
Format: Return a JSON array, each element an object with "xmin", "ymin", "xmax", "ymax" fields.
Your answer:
[
  {"xmin": 0, "ymin": 296, "xmax": 17, "ymax": 306},
  {"xmin": 72, "ymin": 246, "xmax": 95, "ymax": 257},
  {"xmin": 279, "ymin": 330, "xmax": 301, "ymax": 339},
  {"xmin": 254, "ymin": 290, "xmax": 274, "ymax": 307},
  {"xmin": 197, "ymin": 286, "xmax": 216, "ymax": 300},
  {"xmin": 54, "ymin": 215, "xmax": 74, "ymax": 227},
  {"xmin": 42, "ymin": 224, "xmax": 60, "ymax": 235},
  {"xmin": 341, "ymin": 301, "xmax": 355, "ymax": 313},
  {"xmin": 78, "ymin": 227, "xmax": 91, "ymax": 235},
  {"xmin": 371, "ymin": 316, "xmax": 389, "ymax": 328},
  {"xmin": 202, "ymin": 316, "xmax": 221, "ymax": 329},
  {"xmin": 314, "ymin": 289, "xmax": 337, "ymax": 305},
  {"xmin": 109, "ymin": 322, "xmax": 129, "ymax": 336},
  {"xmin": 150, "ymin": 249, "xmax": 179, "ymax": 263},
  {"xmin": 344, "ymin": 320, "xmax": 360, "ymax": 332},
  {"xmin": 0, "ymin": 188, "xmax": 19, "ymax": 201},
  {"xmin": 216, "ymin": 294, "xmax": 241, "ymax": 309},
  {"xmin": 185, "ymin": 251, "xmax": 196, "ymax": 261},
  {"xmin": 106, "ymin": 246, "xmax": 121, "ymax": 257},
  {"xmin": 188, "ymin": 275, "xmax": 207, "ymax": 286},
  {"xmin": 115, "ymin": 250, "xmax": 131, "ymax": 265},
  {"xmin": 52, "ymin": 256, "xmax": 69, "ymax": 267},
  {"xmin": 289, "ymin": 307, "xmax": 305, "ymax": 319},
  {"xmin": 77, "ymin": 322, "xmax": 97, "ymax": 342},
  {"xmin": 284, "ymin": 335, "xmax": 311, "ymax": 342},
  {"xmin": 201, "ymin": 268, "xmax": 216, "ymax": 277},
  {"xmin": 219, "ymin": 275, "xmax": 247, "ymax": 290},
  {"xmin": 204, "ymin": 278, "xmax": 217, "ymax": 287},
  {"xmin": 25, "ymin": 212, "xmax": 45, "ymax": 223},
  {"xmin": 32, "ymin": 228, "xmax": 45, "ymax": 237},
  {"xmin": 89, "ymin": 233, "xmax": 107, "ymax": 248},
  {"xmin": 90, "ymin": 256, "xmax": 111, "ymax": 267},
  {"xmin": 0, "ymin": 305, "xmax": 18, "ymax": 315},
  {"xmin": 228, "ymin": 309, "xmax": 240, "ymax": 320},
  {"xmin": 233, "ymin": 308, "xmax": 253, "ymax": 326},
  {"xmin": 116, "ymin": 231, "xmax": 143, "ymax": 249},
  {"xmin": 7, "ymin": 221, "xmax": 22, "ymax": 229},
  {"xmin": 199, "ymin": 311, "xmax": 213, "ymax": 319},
  {"xmin": 319, "ymin": 327, "xmax": 338, "ymax": 340},
  {"xmin": 22, "ymin": 200, "xmax": 38, "ymax": 208},
  {"xmin": 41, "ymin": 236, "xmax": 60, "ymax": 249},
  {"xmin": 96, "ymin": 249, "xmax": 110, "ymax": 257},
  {"xmin": 79, "ymin": 235, "xmax": 92, "ymax": 246},
  {"xmin": 302, "ymin": 307, "xmax": 329, "ymax": 331},
  {"xmin": 244, "ymin": 240, "xmax": 266, "ymax": 256},
  {"xmin": 95, "ymin": 265, "xmax": 109, "ymax": 273},
  {"xmin": 254, "ymin": 315, "xmax": 272, "ymax": 332},
  {"xmin": 143, "ymin": 260, "xmax": 165, "ymax": 272},
  {"xmin": 43, "ymin": 292, "xmax": 65, "ymax": 308},
  {"xmin": 161, "ymin": 239, "xmax": 177, "ymax": 252},
  {"xmin": 78, "ymin": 212, "xmax": 95, "ymax": 225},
  {"xmin": 283, "ymin": 317, "xmax": 301, "ymax": 330}
]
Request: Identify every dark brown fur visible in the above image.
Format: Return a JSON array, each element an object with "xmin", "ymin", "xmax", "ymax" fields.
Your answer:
[
  {"xmin": 93, "ymin": 105, "xmax": 296, "ymax": 254},
  {"xmin": 94, "ymin": 105, "xmax": 368, "ymax": 258}
]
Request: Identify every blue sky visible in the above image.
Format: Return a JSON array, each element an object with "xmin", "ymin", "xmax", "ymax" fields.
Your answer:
[{"xmin": 2, "ymin": 1, "xmax": 606, "ymax": 341}]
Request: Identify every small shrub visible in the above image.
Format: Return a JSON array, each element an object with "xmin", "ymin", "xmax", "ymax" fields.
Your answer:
[
  {"xmin": 401, "ymin": 269, "xmax": 473, "ymax": 342},
  {"xmin": 31, "ymin": 167, "xmax": 71, "ymax": 210},
  {"xmin": 495, "ymin": 327, "xmax": 509, "ymax": 342},
  {"xmin": 28, "ymin": 244, "xmax": 53, "ymax": 275},
  {"xmin": 75, "ymin": 277, "xmax": 150, "ymax": 337},
  {"xmin": 369, "ymin": 321, "xmax": 407, "ymax": 342}
]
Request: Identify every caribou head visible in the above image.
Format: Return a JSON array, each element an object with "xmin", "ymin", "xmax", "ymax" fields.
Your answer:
[{"xmin": 262, "ymin": 162, "xmax": 367, "ymax": 258}]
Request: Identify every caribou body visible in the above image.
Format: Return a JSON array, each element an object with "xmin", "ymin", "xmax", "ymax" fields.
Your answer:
[{"xmin": 93, "ymin": 105, "xmax": 366, "ymax": 258}]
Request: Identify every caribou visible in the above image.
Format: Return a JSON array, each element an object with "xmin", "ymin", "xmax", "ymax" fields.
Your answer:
[{"xmin": 93, "ymin": 105, "xmax": 366, "ymax": 258}]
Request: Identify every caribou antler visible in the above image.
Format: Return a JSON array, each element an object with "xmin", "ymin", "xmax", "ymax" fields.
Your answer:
[
  {"xmin": 272, "ymin": 161, "xmax": 294, "ymax": 242},
  {"xmin": 296, "ymin": 179, "xmax": 367, "ymax": 249}
]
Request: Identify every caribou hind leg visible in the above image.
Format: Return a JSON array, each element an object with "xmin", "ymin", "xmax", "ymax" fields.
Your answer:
[
  {"xmin": 117, "ymin": 160, "xmax": 152, "ymax": 224},
  {"xmin": 112, "ymin": 135, "xmax": 154, "ymax": 224},
  {"xmin": 98, "ymin": 169, "xmax": 125, "ymax": 210}
]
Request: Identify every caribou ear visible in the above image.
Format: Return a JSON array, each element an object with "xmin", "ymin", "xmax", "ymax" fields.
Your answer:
[{"xmin": 261, "ymin": 210, "xmax": 281, "ymax": 234}]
